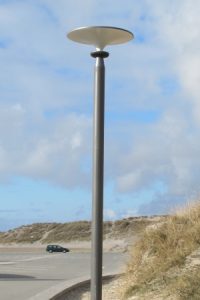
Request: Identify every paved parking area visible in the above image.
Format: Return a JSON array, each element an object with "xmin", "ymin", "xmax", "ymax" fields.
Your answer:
[{"xmin": 0, "ymin": 249, "xmax": 126, "ymax": 300}]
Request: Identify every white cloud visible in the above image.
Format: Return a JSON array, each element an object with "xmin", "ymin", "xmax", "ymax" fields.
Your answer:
[
  {"xmin": 70, "ymin": 132, "xmax": 82, "ymax": 150},
  {"xmin": 112, "ymin": 106, "xmax": 200, "ymax": 199},
  {"xmin": 117, "ymin": 171, "xmax": 143, "ymax": 193},
  {"xmin": 21, "ymin": 114, "xmax": 92, "ymax": 187},
  {"xmin": 1, "ymin": 0, "xmax": 200, "ymax": 216},
  {"xmin": 147, "ymin": 0, "xmax": 200, "ymax": 122},
  {"xmin": 104, "ymin": 209, "xmax": 116, "ymax": 220},
  {"xmin": 122, "ymin": 209, "xmax": 137, "ymax": 219}
]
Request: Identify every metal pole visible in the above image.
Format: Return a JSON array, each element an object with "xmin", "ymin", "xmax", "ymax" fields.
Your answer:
[{"xmin": 90, "ymin": 50, "xmax": 109, "ymax": 300}]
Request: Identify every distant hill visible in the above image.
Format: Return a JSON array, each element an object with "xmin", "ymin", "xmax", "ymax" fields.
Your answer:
[{"xmin": 0, "ymin": 216, "xmax": 165, "ymax": 244}]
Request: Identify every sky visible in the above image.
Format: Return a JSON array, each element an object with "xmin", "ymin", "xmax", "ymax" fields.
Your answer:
[{"xmin": 0, "ymin": 0, "xmax": 200, "ymax": 231}]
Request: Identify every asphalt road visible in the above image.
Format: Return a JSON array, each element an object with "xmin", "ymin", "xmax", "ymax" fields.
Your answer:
[{"xmin": 0, "ymin": 249, "xmax": 127, "ymax": 300}]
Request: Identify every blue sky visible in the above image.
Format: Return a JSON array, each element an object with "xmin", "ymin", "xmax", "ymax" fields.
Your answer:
[{"xmin": 1, "ymin": 0, "xmax": 200, "ymax": 231}]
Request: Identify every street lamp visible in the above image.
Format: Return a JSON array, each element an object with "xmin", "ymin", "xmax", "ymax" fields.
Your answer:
[{"xmin": 67, "ymin": 26, "xmax": 134, "ymax": 300}]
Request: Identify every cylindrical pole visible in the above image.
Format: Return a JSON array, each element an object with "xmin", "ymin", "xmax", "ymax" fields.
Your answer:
[{"xmin": 90, "ymin": 50, "xmax": 109, "ymax": 300}]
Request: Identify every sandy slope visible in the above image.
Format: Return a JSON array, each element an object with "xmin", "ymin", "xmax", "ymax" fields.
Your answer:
[{"xmin": 0, "ymin": 238, "xmax": 135, "ymax": 253}]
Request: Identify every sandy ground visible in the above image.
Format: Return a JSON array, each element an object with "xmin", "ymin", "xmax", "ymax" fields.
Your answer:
[
  {"xmin": 64, "ymin": 276, "xmax": 144, "ymax": 300},
  {"xmin": 64, "ymin": 276, "xmax": 126, "ymax": 300},
  {"xmin": 63, "ymin": 276, "xmax": 170, "ymax": 300},
  {"xmin": 0, "ymin": 238, "xmax": 133, "ymax": 253}
]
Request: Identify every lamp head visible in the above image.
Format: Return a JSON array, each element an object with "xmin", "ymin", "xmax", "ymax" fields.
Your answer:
[{"xmin": 67, "ymin": 26, "xmax": 134, "ymax": 50}]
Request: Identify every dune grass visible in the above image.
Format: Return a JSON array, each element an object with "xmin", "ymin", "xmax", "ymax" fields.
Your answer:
[
  {"xmin": 170, "ymin": 268, "xmax": 200, "ymax": 300},
  {"xmin": 120, "ymin": 201, "xmax": 200, "ymax": 299},
  {"xmin": 0, "ymin": 217, "xmax": 153, "ymax": 244}
]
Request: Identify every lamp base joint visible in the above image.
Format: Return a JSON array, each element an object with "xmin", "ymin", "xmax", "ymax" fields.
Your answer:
[{"xmin": 90, "ymin": 51, "xmax": 109, "ymax": 58}]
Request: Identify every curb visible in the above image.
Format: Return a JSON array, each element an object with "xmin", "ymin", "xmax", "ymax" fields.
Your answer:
[{"xmin": 28, "ymin": 273, "xmax": 120, "ymax": 300}]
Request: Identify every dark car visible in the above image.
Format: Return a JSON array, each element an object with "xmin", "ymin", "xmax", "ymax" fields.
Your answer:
[{"xmin": 46, "ymin": 244, "xmax": 69, "ymax": 253}]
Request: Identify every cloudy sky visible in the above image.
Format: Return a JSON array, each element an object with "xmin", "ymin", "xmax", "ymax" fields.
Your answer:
[{"xmin": 0, "ymin": 0, "xmax": 200, "ymax": 230}]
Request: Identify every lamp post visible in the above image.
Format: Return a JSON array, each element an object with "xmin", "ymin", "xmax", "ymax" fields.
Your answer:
[{"xmin": 67, "ymin": 26, "xmax": 133, "ymax": 300}]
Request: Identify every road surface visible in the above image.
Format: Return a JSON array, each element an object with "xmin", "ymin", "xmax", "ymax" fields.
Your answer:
[{"xmin": 0, "ymin": 249, "xmax": 127, "ymax": 300}]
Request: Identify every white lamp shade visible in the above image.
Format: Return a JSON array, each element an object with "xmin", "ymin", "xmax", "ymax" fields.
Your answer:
[{"xmin": 67, "ymin": 26, "xmax": 134, "ymax": 50}]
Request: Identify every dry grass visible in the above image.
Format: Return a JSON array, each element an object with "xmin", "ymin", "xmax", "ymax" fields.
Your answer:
[
  {"xmin": 0, "ymin": 223, "xmax": 57, "ymax": 243},
  {"xmin": 110, "ymin": 218, "xmax": 153, "ymax": 238},
  {"xmin": 120, "ymin": 201, "xmax": 200, "ymax": 299},
  {"xmin": 0, "ymin": 217, "xmax": 154, "ymax": 244},
  {"xmin": 43, "ymin": 221, "xmax": 91, "ymax": 243},
  {"xmin": 169, "ymin": 267, "xmax": 200, "ymax": 300}
]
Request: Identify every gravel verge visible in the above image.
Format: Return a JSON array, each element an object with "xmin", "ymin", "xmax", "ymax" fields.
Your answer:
[{"xmin": 63, "ymin": 275, "xmax": 126, "ymax": 300}]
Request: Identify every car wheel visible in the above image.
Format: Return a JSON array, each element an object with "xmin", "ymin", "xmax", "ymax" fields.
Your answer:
[
  {"xmin": 63, "ymin": 250, "xmax": 66, "ymax": 253},
  {"xmin": 49, "ymin": 250, "xmax": 53, "ymax": 253}
]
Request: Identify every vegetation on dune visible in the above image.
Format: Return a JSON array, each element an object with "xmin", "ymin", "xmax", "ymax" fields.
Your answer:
[
  {"xmin": 43, "ymin": 221, "xmax": 91, "ymax": 242},
  {"xmin": 120, "ymin": 201, "xmax": 200, "ymax": 299},
  {"xmin": 0, "ymin": 217, "xmax": 155, "ymax": 244},
  {"xmin": 3, "ymin": 202, "xmax": 200, "ymax": 299},
  {"xmin": 0, "ymin": 223, "xmax": 57, "ymax": 244},
  {"xmin": 169, "ymin": 268, "xmax": 200, "ymax": 300}
]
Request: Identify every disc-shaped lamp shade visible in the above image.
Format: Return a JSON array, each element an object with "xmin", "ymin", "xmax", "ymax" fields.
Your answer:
[{"xmin": 67, "ymin": 26, "xmax": 134, "ymax": 50}]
